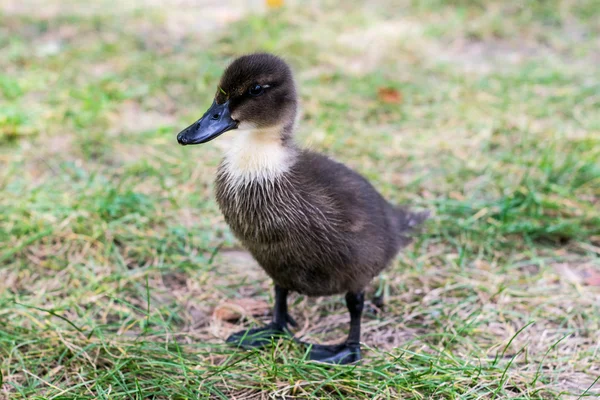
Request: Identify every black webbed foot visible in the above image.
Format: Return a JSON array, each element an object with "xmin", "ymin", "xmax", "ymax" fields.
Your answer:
[
  {"xmin": 372, "ymin": 274, "xmax": 388, "ymax": 312},
  {"xmin": 371, "ymin": 294, "xmax": 385, "ymax": 312},
  {"xmin": 226, "ymin": 322, "xmax": 290, "ymax": 349},
  {"xmin": 227, "ymin": 285, "xmax": 296, "ymax": 350},
  {"xmin": 305, "ymin": 342, "xmax": 361, "ymax": 364},
  {"xmin": 293, "ymin": 291, "xmax": 364, "ymax": 365}
]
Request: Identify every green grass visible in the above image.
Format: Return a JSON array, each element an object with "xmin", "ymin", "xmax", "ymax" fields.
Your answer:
[{"xmin": 1, "ymin": 0, "xmax": 599, "ymax": 398}]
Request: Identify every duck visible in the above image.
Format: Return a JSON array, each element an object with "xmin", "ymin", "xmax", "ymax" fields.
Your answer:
[{"xmin": 176, "ymin": 53, "xmax": 428, "ymax": 364}]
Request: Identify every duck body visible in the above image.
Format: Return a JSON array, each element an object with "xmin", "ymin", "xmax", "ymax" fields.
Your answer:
[
  {"xmin": 216, "ymin": 147, "xmax": 416, "ymax": 296},
  {"xmin": 176, "ymin": 53, "xmax": 427, "ymax": 364}
]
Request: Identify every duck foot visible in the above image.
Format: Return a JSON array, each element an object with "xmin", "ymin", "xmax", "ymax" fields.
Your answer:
[
  {"xmin": 304, "ymin": 341, "xmax": 361, "ymax": 364},
  {"xmin": 227, "ymin": 285, "xmax": 297, "ymax": 350},
  {"xmin": 226, "ymin": 322, "xmax": 290, "ymax": 349}
]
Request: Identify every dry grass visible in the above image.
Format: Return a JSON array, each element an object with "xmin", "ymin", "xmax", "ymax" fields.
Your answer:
[{"xmin": 1, "ymin": 0, "xmax": 599, "ymax": 398}]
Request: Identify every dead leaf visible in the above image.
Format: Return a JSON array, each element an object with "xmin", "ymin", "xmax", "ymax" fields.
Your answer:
[
  {"xmin": 554, "ymin": 263, "xmax": 583, "ymax": 284},
  {"xmin": 213, "ymin": 298, "xmax": 270, "ymax": 322},
  {"xmin": 377, "ymin": 87, "xmax": 403, "ymax": 104},
  {"xmin": 449, "ymin": 191, "xmax": 466, "ymax": 201},
  {"xmin": 584, "ymin": 269, "xmax": 600, "ymax": 286},
  {"xmin": 189, "ymin": 307, "xmax": 208, "ymax": 324},
  {"xmin": 266, "ymin": 0, "xmax": 284, "ymax": 9}
]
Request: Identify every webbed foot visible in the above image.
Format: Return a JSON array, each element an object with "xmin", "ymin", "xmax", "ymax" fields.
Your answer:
[
  {"xmin": 226, "ymin": 322, "xmax": 290, "ymax": 349},
  {"xmin": 226, "ymin": 285, "xmax": 297, "ymax": 349},
  {"xmin": 306, "ymin": 342, "xmax": 361, "ymax": 364}
]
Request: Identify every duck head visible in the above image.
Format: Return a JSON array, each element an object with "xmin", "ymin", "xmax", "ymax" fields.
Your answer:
[{"xmin": 177, "ymin": 53, "xmax": 297, "ymax": 146}]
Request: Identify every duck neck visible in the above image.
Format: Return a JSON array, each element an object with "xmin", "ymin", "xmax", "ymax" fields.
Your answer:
[{"xmin": 222, "ymin": 124, "xmax": 298, "ymax": 185}]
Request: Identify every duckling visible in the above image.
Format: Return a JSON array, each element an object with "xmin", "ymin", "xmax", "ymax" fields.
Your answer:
[{"xmin": 177, "ymin": 53, "xmax": 427, "ymax": 364}]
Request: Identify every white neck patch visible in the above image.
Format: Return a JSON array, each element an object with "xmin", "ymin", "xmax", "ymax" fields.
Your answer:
[{"xmin": 221, "ymin": 124, "xmax": 295, "ymax": 186}]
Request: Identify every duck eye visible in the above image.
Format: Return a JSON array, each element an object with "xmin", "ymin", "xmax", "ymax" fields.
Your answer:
[{"xmin": 248, "ymin": 84, "xmax": 264, "ymax": 97}]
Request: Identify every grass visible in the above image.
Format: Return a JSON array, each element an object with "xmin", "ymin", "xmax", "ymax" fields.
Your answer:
[{"xmin": 1, "ymin": 0, "xmax": 599, "ymax": 398}]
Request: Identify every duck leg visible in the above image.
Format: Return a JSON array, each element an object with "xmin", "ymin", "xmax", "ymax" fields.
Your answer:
[
  {"xmin": 226, "ymin": 285, "xmax": 295, "ymax": 349},
  {"xmin": 306, "ymin": 291, "xmax": 364, "ymax": 364}
]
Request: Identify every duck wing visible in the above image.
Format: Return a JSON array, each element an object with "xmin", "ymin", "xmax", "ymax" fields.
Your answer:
[{"xmin": 295, "ymin": 150, "xmax": 427, "ymax": 246}]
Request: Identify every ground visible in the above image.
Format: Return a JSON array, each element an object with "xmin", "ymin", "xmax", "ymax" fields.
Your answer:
[{"xmin": 1, "ymin": 0, "xmax": 599, "ymax": 398}]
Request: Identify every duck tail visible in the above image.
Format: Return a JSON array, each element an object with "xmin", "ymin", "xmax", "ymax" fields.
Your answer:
[{"xmin": 393, "ymin": 207, "xmax": 429, "ymax": 246}]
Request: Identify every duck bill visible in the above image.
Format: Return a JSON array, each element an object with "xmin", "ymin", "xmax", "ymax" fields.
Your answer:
[{"xmin": 177, "ymin": 100, "xmax": 238, "ymax": 145}]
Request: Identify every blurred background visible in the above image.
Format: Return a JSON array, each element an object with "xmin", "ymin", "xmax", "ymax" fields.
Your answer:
[{"xmin": 1, "ymin": 0, "xmax": 599, "ymax": 398}]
